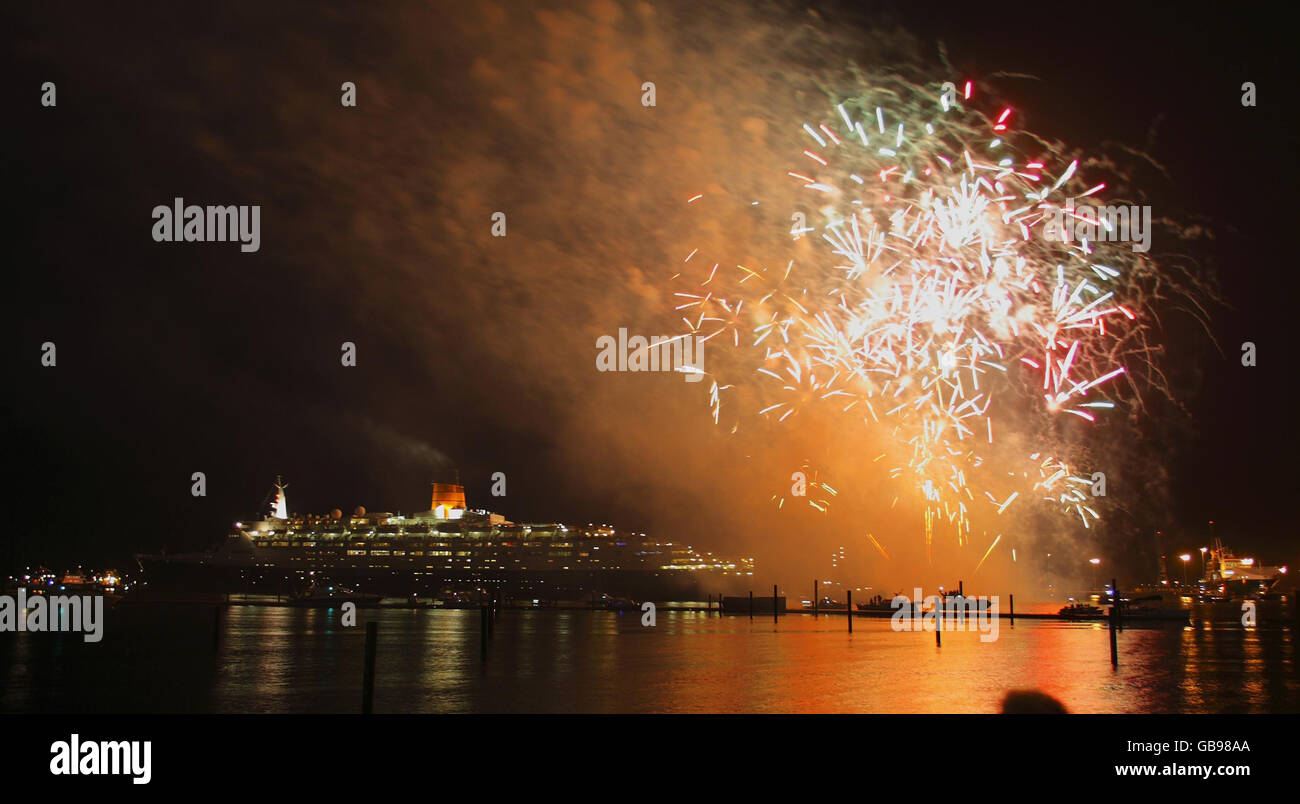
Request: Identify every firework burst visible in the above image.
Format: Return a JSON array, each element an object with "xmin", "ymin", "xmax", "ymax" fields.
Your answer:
[{"xmin": 675, "ymin": 76, "xmax": 1179, "ymax": 563}]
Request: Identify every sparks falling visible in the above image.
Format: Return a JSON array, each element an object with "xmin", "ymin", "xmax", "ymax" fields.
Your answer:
[{"xmin": 675, "ymin": 76, "xmax": 1168, "ymax": 562}]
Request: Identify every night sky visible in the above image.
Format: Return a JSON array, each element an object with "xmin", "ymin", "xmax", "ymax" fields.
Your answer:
[{"xmin": 4, "ymin": 0, "xmax": 1295, "ymax": 589}]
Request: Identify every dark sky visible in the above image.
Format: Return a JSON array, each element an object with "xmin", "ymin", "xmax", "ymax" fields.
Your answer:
[{"xmin": 3, "ymin": 0, "xmax": 1295, "ymax": 588}]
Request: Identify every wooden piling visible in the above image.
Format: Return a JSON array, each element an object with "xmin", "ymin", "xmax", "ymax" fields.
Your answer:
[
  {"xmin": 936, "ymin": 593, "xmax": 942, "ymax": 647},
  {"xmin": 813, "ymin": 580, "xmax": 818, "ymax": 618},
  {"xmin": 1112, "ymin": 578, "xmax": 1122, "ymax": 632},
  {"xmin": 749, "ymin": 590, "xmax": 753, "ymax": 620},
  {"xmin": 847, "ymin": 590, "xmax": 853, "ymax": 633},
  {"xmin": 1009, "ymin": 593, "xmax": 1015, "ymax": 625},
  {"xmin": 773, "ymin": 584, "xmax": 779, "ymax": 623},
  {"xmin": 1108, "ymin": 604, "xmax": 1119, "ymax": 668},
  {"xmin": 362, "ymin": 621, "xmax": 378, "ymax": 714}
]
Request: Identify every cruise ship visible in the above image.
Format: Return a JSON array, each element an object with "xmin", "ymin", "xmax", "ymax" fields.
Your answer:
[{"xmin": 136, "ymin": 477, "xmax": 754, "ymax": 601}]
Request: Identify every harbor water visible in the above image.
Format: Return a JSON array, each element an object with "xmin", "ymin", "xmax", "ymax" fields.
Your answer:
[{"xmin": 2, "ymin": 603, "xmax": 1296, "ymax": 713}]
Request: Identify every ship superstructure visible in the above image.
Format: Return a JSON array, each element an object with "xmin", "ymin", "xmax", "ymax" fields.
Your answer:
[{"xmin": 1201, "ymin": 538, "xmax": 1288, "ymax": 597}]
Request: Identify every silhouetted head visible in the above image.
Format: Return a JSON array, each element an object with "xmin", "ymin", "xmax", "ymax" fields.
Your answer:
[{"xmin": 1001, "ymin": 689, "xmax": 1068, "ymax": 714}]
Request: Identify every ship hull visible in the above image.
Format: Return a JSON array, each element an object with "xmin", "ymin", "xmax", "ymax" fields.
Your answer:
[{"xmin": 136, "ymin": 555, "xmax": 739, "ymax": 601}]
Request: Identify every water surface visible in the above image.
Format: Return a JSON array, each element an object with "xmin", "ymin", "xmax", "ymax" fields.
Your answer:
[{"xmin": 2, "ymin": 604, "xmax": 1295, "ymax": 713}]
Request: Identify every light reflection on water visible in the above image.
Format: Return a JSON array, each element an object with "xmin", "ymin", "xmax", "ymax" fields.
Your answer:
[{"xmin": 1, "ymin": 605, "xmax": 1295, "ymax": 713}]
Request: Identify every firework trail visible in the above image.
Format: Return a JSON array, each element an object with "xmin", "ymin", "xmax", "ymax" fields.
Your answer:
[{"xmin": 675, "ymin": 74, "xmax": 1182, "ymax": 564}]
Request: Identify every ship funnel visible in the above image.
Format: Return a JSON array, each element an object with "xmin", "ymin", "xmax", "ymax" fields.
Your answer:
[{"xmin": 431, "ymin": 482, "xmax": 466, "ymax": 511}]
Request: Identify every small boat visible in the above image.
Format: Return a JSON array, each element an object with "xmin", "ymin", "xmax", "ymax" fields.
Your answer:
[
  {"xmin": 856, "ymin": 600, "xmax": 921, "ymax": 613},
  {"xmin": 1116, "ymin": 593, "xmax": 1190, "ymax": 623},
  {"xmin": 1119, "ymin": 606, "xmax": 1189, "ymax": 622},
  {"xmin": 437, "ymin": 591, "xmax": 479, "ymax": 608},
  {"xmin": 856, "ymin": 592, "xmax": 916, "ymax": 612},
  {"xmin": 1058, "ymin": 603, "xmax": 1105, "ymax": 619},
  {"xmin": 378, "ymin": 594, "xmax": 435, "ymax": 608},
  {"xmin": 288, "ymin": 581, "xmax": 381, "ymax": 607},
  {"xmin": 595, "ymin": 593, "xmax": 640, "ymax": 610}
]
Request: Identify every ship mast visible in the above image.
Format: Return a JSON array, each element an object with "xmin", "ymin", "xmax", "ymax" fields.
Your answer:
[{"xmin": 1205, "ymin": 520, "xmax": 1224, "ymax": 583}]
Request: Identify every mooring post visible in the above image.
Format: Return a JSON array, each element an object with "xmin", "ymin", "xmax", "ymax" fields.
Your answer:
[
  {"xmin": 1009, "ymin": 593, "xmax": 1015, "ymax": 625},
  {"xmin": 708, "ymin": 593, "xmax": 712, "ymax": 614},
  {"xmin": 847, "ymin": 590, "xmax": 853, "ymax": 633},
  {"xmin": 813, "ymin": 579, "xmax": 818, "ymax": 618},
  {"xmin": 362, "ymin": 621, "xmax": 378, "ymax": 714},
  {"xmin": 1109, "ymin": 604, "xmax": 1119, "ymax": 668},
  {"xmin": 773, "ymin": 584, "xmax": 779, "ymax": 623},
  {"xmin": 749, "ymin": 590, "xmax": 753, "ymax": 620},
  {"xmin": 1113, "ymin": 578, "xmax": 1122, "ymax": 632},
  {"xmin": 936, "ymin": 592, "xmax": 942, "ymax": 647}
]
